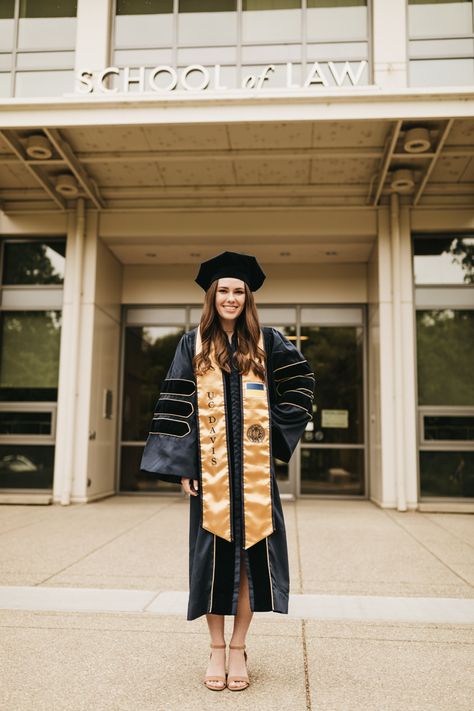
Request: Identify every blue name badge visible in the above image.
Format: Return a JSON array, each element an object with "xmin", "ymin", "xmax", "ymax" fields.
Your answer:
[{"xmin": 245, "ymin": 382, "xmax": 266, "ymax": 397}]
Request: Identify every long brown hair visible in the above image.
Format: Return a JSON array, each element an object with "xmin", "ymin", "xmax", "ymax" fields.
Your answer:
[{"xmin": 193, "ymin": 279, "xmax": 266, "ymax": 379}]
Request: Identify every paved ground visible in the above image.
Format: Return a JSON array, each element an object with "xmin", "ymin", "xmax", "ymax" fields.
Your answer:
[{"xmin": 0, "ymin": 496, "xmax": 473, "ymax": 711}]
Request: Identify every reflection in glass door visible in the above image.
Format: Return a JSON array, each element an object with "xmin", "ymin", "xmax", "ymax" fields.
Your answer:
[
  {"xmin": 119, "ymin": 312, "xmax": 186, "ymax": 493},
  {"xmin": 118, "ymin": 306, "xmax": 367, "ymax": 498},
  {"xmin": 299, "ymin": 308, "xmax": 366, "ymax": 496},
  {"xmin": 259, "ymin": 316, "xmax": 297, "ymax": 497}
]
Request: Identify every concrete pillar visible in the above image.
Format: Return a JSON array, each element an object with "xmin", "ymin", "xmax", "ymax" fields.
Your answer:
[
  {"xmin": 370, "ymin": 208, "xmax": 397, "ymax": 508},
  {"xmin": 53, "ymin": 207, "xmax": 123, "ymax": 504},
  {"xmin": 372, "ymin": 0, "xmax": 408, "ymax": 88},
  {"xmin": 54, "ymin": 200, "xmax": 85, "ymax": 504},
  {"xmin": 376, "ymin": 195, "xmax": 417, "ymax": 511},
  {"xmin": 75, "ymin": 0, "xmax": 113, "ymax": 75},
  {"xmin": 399, "ymin": 204, "xmax": 418, "ymax": 506},
  {"xmin": 390, "ymin": 193, "xmax": 408, "ymax": 511}
]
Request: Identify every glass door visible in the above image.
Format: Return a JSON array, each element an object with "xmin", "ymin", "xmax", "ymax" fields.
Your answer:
[
  {"xmin": 298, "ymin": 307, "xmax": 366, "ymax": 497},
  {"xmin": 257, "ymin": 307, "xmax": 298, "ymax": 497},
  {"xmin": 119, "ymin": 305, "xmax": 367, "ymax": 498}
]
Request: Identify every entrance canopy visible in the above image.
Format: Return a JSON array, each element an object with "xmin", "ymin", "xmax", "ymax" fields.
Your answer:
[{"xmin": 0, "ymin": 92, "xmax": 473, "ymax": 264}]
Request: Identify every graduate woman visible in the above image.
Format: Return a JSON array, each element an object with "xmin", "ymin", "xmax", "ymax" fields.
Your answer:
[{"xmin": 140, "ymin": 251, "xmax": 315, "ymax": 691}]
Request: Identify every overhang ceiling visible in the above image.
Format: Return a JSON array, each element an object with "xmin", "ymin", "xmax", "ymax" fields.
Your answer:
[{"xmin": 0, "ymin": 117, "xmax": 473, "ymax": 214}]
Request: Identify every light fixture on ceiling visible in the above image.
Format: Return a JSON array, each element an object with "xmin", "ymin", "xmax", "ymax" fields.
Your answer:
[
  {"xmin": 55, "ymin": 173, "xmax": 79, "ymax": 197},
  {"xmin": 390, "ymin": 168, "xmax": 415, "ymax": 193},
  {"xmin": 25, "ymin": 134, "xmax": 53, "ymax": 160},
  {"xmin": 403, "ymin": 127, "xmax": 431, "ymax": 154}
]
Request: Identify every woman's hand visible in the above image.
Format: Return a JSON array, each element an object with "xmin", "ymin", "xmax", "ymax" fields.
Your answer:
[{"xmin": 181, "ymin": 477, "xmax": 199, "ymax": 496}]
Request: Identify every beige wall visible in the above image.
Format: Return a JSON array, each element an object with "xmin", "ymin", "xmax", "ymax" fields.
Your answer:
[
  {"xmin": 81, "ymin": 237, "xmax": 122, "ymax": 501},
  {"xmin": 367, "ymin": 239, "xmax": 382, "ymax": 505},
  {"xmin": 122, "ymin": 262, "xmax": 368, "ymax": 305}
]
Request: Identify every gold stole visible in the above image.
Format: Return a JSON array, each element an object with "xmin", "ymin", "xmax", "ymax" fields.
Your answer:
[{"xmin": 195, "ymin": 326, "xmax": 274, "ymax": 549}]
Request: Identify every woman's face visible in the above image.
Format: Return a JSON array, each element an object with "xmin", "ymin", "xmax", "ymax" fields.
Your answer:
[{"xmin": 215, "ymin": 277, "xmax": 246, "ymax": 323}]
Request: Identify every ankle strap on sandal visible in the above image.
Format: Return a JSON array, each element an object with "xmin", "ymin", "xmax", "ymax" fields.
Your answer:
[
  {"xmin": 210, "ymin": 643, "xmax": 226, "ymax": 648},
  {"xmin": 229, "ymin": 644, "xmax": 246, "ymax": 649}
]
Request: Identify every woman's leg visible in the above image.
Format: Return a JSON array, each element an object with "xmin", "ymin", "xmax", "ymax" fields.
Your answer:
[
  {"xmin": 228, "ymin": 549, "xmax": 253, "ymax": 688},
  {"xmin": 204, "ymin": 613, "xmax": 226, "ymax": 688}
]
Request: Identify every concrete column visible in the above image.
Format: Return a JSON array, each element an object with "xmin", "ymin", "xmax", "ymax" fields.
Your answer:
[
  {"xmin": 372, "ymin": 0, "xmax": 408, "ymax": 88},
  {"xmin": 53, "ymin": 208, "xmax": 123, "ymax": 504},
  {"xmin": 390, "ymin": 193, "xmax": 408, "ymax": 511},
  {"xmin": 75, "ymin": 0, "xmax": 113, "ymax": 75},
  {"xmin": 54, "ymin": 199, "xmax": 86, "ymax": 504},
  {"xmin": 72, "ymin": 221, "xmax": 122, "ymax": 503},
  {"xmin": 399, "ymin": 205, "xmax": 418, "ymax": 506},
  {"xmin": 372, "ymin": 208, "xmax": 397, "ymax": 508}
]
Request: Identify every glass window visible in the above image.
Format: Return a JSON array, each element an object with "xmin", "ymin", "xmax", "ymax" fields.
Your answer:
[
  {"xmin": 300, "ymin": 448, "xmax": 365, "ymax": 495},
  {"xmin": 120, "ymin": 324, "xmax": 185, "ymax": 493},
  {"xmin": 2, "ymin": 240, "xmax": 66, "ymax": 285},
  {"xmin": 0, "ymin": 311, "xmax": 62, "ymax": 402},
  {"xmin": 179, "ymin": 0, "xmax": 236, "ymax": 11},
  {"xmin": 0, "ymin": 411, "xmax": 52, "ymax": 435},
  {"xmin": 116, "ymin": 0, "xmax": 173, "ymax": 13},
  {"xmin": 416, "ymin": 310, "xmax": 474, "ymax": 407},
  {"xmin": 300, "ymin": 325, "xmax": 364, "ymax": 444},
  {"xmin": 0, "ymin": 443, "xmax": 55, "ymax": 489},
  {"xmin": 0, "ymin": 0, "xmax": 14, "ymax": 18},
  {"xmin": 424, "ymin": 415, "xmax": 474, "ymax": 441},
  {"xmin": 121, "ymin": 325, "xmax": 184, "ymax": 442},
  {"xmin": 419, "ymin": 450, "xmax": 474, "ymax": 497},
  {"xmin": 19, "ymin": 0, "xmax": 77, "ymax": 17},
  {"xmin": 243, "ymin": 1, "xmax": 300, "ymax": 8},
  {"xmin": 308, "ymin": 1, "xmax": 366, "ymax": 5},
  {"xmin": 413, "ymin": 235, "xmax": 474, "ymax": 285}
]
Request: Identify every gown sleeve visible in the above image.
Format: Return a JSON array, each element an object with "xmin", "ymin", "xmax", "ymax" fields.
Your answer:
[
  {"xmin": 268, "ymin": 327, "xmax": 315, "ymax": 463},
  {"xmin": 140, "ymin": 332, "xmax": 199, "ymax": 485}
]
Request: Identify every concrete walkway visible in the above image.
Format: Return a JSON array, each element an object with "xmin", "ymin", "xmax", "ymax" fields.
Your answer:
[{"xmin": 0, "ymin": 497, "xmax": 472, "ymax": 711}]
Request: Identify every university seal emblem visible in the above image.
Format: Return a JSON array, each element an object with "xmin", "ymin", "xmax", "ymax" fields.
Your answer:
[{"xmin": 247, "ymin": 424, "xmax": 266, "ymax": 443}]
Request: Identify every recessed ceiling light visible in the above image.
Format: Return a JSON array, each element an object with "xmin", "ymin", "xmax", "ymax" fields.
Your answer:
[
  {"xmin": 55, "ymin": 173, "xmax": 79, "ymax": 197},
  {"xmin": 26, "ymin": 134, "xmax": 53, "ymax": 160},
  {"xmin": 404, "ymin": 127, "xmax": 431, "ymax": 153},
  {"xmin": 390, "ymin": 168, "xmax": 415, "ymax": 193}
]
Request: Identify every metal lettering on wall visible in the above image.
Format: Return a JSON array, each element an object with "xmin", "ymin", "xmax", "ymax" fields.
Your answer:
[{"xmin": 76, "ymin": 61, "xmax": 368, "ymax": 95}]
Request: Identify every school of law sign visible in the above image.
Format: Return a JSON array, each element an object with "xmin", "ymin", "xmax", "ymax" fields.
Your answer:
[{"xmin": 76, "ymin": 61, "xmax": 368, "ymax": 94}]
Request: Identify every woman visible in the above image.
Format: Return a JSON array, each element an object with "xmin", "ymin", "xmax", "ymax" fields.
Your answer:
[{"xmin": 140, "ymin": 251, "xmax": 315, "ymax": 691}]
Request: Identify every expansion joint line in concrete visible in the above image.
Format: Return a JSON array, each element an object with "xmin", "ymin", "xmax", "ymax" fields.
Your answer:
[
  {"xmin": 302, "ymin": 619, "xmax": 312, "ymax": 711},
  {"xmin": 294, "ymin": 503, "xmax": 304, "ymax": 594}
]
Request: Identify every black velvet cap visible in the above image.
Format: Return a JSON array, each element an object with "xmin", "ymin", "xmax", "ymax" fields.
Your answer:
[{"xmin": 194, "ymin": 250, "xmax": 266, "ymax": 292}]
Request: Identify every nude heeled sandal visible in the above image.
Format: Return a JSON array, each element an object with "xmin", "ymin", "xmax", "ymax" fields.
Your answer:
[
  {"xmin": 227, "ymin": 644, "xmax": 249, "ymax": 691},
  {"xmin": 203, "ymin": 643, "xmax": 226, "ymax": 691}
]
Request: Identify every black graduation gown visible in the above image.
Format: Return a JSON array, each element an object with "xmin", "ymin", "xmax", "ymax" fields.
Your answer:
[{"xmin": 140, "ymin": 326, "xmax": 315, "ymax": 621}]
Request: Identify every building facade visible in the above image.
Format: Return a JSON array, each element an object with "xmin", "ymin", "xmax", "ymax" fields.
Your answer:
[{"xmin": 0, "ymin": 0, "xmax": 473, "ymax": 511}]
